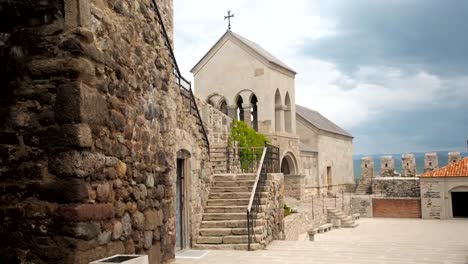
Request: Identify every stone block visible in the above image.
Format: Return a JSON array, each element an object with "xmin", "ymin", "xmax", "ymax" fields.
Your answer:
[
  {"xmin": 50, "ymin": 150, "xmax": 105, "ymax": 178},
  {"xmin": 56, "ymin": 203, "xmax": 114, "ymax": 221},
  {"xmin": 38, "ymin": 178, "xmax": 89, "ymax": 203},
  {"xmin": 63, "ymin": 123, "xmax": 93, "ymax": 147}
]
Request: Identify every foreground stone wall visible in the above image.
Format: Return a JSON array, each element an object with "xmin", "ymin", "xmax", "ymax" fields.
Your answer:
[
  {"xmin": 372, "ymin": 178, "xmax": 420, "ymax": 198},
  {"xmin": 261, "ymin": 173, "xmax": 285, "ymax": 245},
  {"xmin": 0, "ymin": 0, "xmax": 198, "ymax": 263}
]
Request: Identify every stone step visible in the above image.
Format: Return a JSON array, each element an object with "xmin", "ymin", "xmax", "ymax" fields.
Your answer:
[
  {"xmin": 203, "ymin": 213, "xmax": 247, "ymax": 221},
  {"xmin": 204, "ymin": 205, "xmax": 266, "ymax": 213},
  {"xmin": 192, "ymin": 243, "xmax": 262, "ymax": 251},
  {"xmin": 200, "ymin": 219, "xmax": 264, "ymax": 228},
  {"xmin": 196, "ymin": 235, "xmax": 263, "ymax": 245},
  {"xmin": 210, "ymin": 186, "xmax": 252, "ymax": 193},
  {"xmin": 213, "ymin": 174, "xmax": 256, "ymax": 181},
  {"xmin": 209, "ymin": 192, "xmax": 268, "ymax": 199},
  {"xmin": 213, "ymin": 181, "xmax": 256, "ymax": 187},
  {"xmin": 207, "ymin": 198, "xmax": 249, "ymax": 206},
  {"xmin": 207, "ymin": 198, "xmax": 267, "ymax": 206},
  {"xmin": 199, "ymin": 226, "xmax": 264, "ymax": 237},
  {"xmin": 342, "ymin": 222, "xmax": 359, "ymax": 228}
]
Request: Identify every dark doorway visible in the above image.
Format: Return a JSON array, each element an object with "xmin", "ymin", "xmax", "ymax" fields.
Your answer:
[
  {"xmin": 176, "ymin": 158, "xmax": 185, "ymax": 250},
  {"xmin": 452, "ymin": 192, "xmax": 468, "ymax": 217},
  {"xmin": 281, "ymin": 158, "xmax": 290, "ymax": 175}
]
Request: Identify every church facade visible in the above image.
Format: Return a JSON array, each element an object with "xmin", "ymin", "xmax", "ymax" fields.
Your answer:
[{"xmin": 191, "ymin": 31, "xmax": 354, "ymax": 199}]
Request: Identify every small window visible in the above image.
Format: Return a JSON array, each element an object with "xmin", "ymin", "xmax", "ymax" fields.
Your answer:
[
  {"xmin": 385, "ymin": 163, "xmax": 388, "ymax": 168},
  {"xmin": 365, "ymin": 164, "xmax": 368, "ymax": 168},
  {"xmin": 406, "ymin": 163, "xmax": 409, "ymax": 166},
  {"xmin": 453, "ymin": 160, "xmax": 456, "ymax": 163},
  {"xmin": 429, "ymin": 162, "xmax": 432, "ymax": 166}
]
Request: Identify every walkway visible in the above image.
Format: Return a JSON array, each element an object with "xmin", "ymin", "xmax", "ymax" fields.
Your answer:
[{"xmin": 175, "ymin": 218, "xmax": 468, "ymax": 264}]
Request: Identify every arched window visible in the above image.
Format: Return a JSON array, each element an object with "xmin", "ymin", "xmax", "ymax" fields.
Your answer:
[
  {"xmin": 274, "ymin": 89, "xmax": 282, "ymax": 132},
  {"xmin": 251, "ymin": 94, "xmax": 258, "ymax": 131},
  {"xmin": 236, "ymin": 95, "xmax": 243, "ymax": 121},
  {"xmin": 219, "ymin": 99, "xmax": 228, "ymax": 115},
  {"xmin": 285, "ymin": 92, "xmax": 292, "ymax": 133}
]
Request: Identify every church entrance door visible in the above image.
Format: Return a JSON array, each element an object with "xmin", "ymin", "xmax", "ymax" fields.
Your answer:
[{"xmin": 451, "ymin": 191, "xmax": 468, "ymax": 217}]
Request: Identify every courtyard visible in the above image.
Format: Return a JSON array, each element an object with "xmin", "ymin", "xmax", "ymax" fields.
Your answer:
[{"xmin": 176, "ymin": 218, "xmax": 468, "ymax": 264}]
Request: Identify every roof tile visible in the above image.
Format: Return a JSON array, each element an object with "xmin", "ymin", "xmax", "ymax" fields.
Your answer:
[{"xmin": 420, "ymin": 158, "xmax": 468, "ymax": 177}]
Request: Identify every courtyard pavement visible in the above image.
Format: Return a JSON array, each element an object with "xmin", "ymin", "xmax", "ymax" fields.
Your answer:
[{"xmin": 175, "ymin": 218, "xmax": 468, "ymax": 264}]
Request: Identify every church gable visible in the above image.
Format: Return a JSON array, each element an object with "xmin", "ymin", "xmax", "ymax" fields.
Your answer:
[{"xmin": 191, "ymin": 31, "xmax": 296, "ymax": 77}]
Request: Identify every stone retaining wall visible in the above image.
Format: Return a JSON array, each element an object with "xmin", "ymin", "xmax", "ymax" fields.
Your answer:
[{"xmin": 262, "ymin": 173, "xmax": 285, "ymax": 245}]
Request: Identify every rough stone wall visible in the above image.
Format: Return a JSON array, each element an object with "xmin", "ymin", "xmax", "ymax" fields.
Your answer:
[
  {"xmin": 300, "ymin": 151, "xmax": 318, "ymax": 188},
  {"xmin": 284, "ymin": 213, "xmax": 311, "ymax": 240},
  {"xmin": 284, "ymin": 175, "xmax": 304, "ymax": 200},
  {"xmin": 261, "ymin": 173, "xmax": 285, "ymax": 245},
  {"xmin": 0, "ymin": 0, "xmax": 196, "ymax": 263},
  {"xmin": 196, "ymin": 98, "xmax": 232, "ymax": 146},
  {"xmin": 372, "ymin": 178, "xmax": 420, "ymax": 198}
]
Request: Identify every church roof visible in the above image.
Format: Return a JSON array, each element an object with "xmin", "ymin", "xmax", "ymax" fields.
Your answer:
[
  {"xmin": 296, "ymin": 104, "xmax": 353, "ymax": 138},
  {"xmin": 191, "ymin": 31, "xmax": 296, "ymax": 74},
  {"xmin": 420, "ymin": 158, "xmax": 468, "ymax": 177}
]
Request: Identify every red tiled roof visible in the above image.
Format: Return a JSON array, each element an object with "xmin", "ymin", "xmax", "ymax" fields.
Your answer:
[{"xmin": 420, "ymin": 157, "xmax": 468, "ymax": 177}]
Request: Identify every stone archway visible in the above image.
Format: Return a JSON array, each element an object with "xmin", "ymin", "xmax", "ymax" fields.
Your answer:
[{"xmin": 281, "ymin": 152, "xmax": 297, "ymax": 176}]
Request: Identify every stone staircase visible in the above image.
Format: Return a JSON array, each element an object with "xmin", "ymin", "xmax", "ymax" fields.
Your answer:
[
  {"xmin": 327, "ymin": 208, "xmax": 358, "ymax": 228},
  {"xmin": 193, "ymin": 174, "xmax": 268, "ymax": 250},
  {"xmin": 209, "ymin": 145, "xmax": 232, "ymax": 174},
  {"xmin": 355, "ymin": 177, "xmax": 372, "ymax": 195}
]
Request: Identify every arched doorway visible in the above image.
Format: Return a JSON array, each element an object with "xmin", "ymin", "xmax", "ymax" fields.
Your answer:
[
  {"xmin": 450, "ymin": 186, "xmax": 468, "ymax": 218},
  {"xmin": 176, "ymin": 150, "xmax": 190, "ymax": 250},
  {"xmin": 281, "ymin": 152, "xmax": 297, "ymax": 176}
]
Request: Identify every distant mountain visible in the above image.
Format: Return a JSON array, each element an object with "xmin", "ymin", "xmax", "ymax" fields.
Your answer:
[{"xmin": 353, "ymin": 151, "xmax": 468, "ymax": 179}]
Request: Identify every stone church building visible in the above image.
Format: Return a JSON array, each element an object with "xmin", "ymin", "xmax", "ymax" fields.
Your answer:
[{"xmin": 191, "ymin": 31, "xmax": 355, "ymax": 199}]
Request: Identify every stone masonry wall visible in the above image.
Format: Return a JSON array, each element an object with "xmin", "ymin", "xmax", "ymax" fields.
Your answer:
[
  {"xmin": 261, "ymin": 173, "xmax": 285, "ymax": 246},
  {"xmin": 0, "ymin": 0, "xmax": 199, "ymax": 263},
  {"xmin": 372, "ymin": 178, "xmax": 420, "ymax": 198}
]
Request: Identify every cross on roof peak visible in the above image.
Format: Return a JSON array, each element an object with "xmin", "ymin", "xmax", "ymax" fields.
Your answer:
[{"xmin": 224, "ymin": 10, "xmax": 234, "ymax": 31}]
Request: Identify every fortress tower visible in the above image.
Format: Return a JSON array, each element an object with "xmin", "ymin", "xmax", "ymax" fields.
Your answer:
[
  {"xmin": 424, "ymin": 152, "xmax": 439, "ymax": 172},
  {"xmin": 448, "ymin": 152, "xmax": 461, "ymax": 164},
  {"xmin": 402, "ymin": 153, "xmax": 416, "ymax": 177},
  {"xmin": 361, "ymin": 157, "xmax": 374, "ymax": 179},
  {"xmin": 380, "ymin": 156, "xmax": 395, "ymax": 177}
]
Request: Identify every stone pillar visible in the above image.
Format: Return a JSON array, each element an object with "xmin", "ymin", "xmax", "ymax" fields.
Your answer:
[
  {"xmin": 448, "ymin": 152, "xmax": 461, "ymax": 164},
  {"xmin": 380, "ymin": 156, "xmax": 395, "ymax": 177},
  {"xmin": 361, "ymin": 157, "xmax": 374, "ymax": 179},
  {"xmin": 227, "ymin": 105, "xmax": 238, "ymax": 120},
  {"xmin": 241, "ymin": 103, "xmax": 252, "ymax": 127},
  {"xmin": 275, "ymin": 105, "xmax": 285, "ymax": 132},
  {"xmin": 402, "ymin": 153, "xmax": 416, "ymax": 177},
  {"xmin": 424, "ymin": 152, "xmax": 438, "ymax": 172}
]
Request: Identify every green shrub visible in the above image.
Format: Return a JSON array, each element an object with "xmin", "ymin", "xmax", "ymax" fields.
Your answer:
[
  {"xmin": 228, "ymin": 120, "xmax": 269, "ymax": 171},
  {"xmin": 284, "ymin": 204, "xmax": 291, "ymax": 217}
]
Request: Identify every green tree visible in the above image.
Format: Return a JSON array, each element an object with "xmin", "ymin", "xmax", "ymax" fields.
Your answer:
[{"xmin": 228, "ymin": 120, "xmax": 269, "ymax": 171}]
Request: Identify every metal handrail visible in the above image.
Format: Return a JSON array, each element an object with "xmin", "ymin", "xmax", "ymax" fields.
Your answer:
[
  {"xmin": 151, "ymin": 0, "xmax": 209, "ymax": 149},
  {"xmin": 246, "ymin": 147, "xmax": 267, "ymax": 251}
]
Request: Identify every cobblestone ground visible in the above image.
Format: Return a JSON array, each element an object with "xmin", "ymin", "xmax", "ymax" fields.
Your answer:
[{"xmin": 175, "ymin": 218, "xmax": 468, "ymax": 264}]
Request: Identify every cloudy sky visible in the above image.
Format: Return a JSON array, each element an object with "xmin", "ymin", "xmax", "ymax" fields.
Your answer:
[{"xmin": 173, "ymin": 0, "xmax": 468, "ymax": 155}]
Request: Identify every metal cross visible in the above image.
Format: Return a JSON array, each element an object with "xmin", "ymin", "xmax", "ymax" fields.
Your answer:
[{"xmin": 224, "ymin": 10, "xmax": 234, "ymax": 31}]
